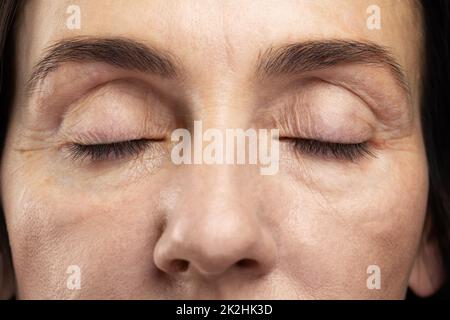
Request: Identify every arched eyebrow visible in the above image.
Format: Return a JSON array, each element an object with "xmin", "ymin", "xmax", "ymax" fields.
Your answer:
[
  {"xmin": 27, "ymin": 36, "xmax": 180, "ymax": 94},
  {"xmin": 27, "ymin": 38, "xmax": 411, "ymax": 100},
  {"xmin": 257, "ymin": 40, "xmax": 411, "ymax": 97}
]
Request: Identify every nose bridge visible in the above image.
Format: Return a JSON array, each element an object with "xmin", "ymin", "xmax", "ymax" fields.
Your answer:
[
  {"xmin": 186, "ymin": 164, "xmax": 254, "ymax": 213},
  {"xmin": 172, "ymin": 164, "xmax": 260, "ymax": 252},
  {"xmin": 153, "ymin": 61, "xmax": 277, "ymax": 278},
  {"xmin": 153, "ymin": 164, "xmax": 276, "ymax": 278}
]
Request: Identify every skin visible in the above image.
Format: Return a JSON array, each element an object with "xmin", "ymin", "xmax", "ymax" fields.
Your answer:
[{"xmin": 0, "ymin": 0, "xmax": 442, "ymax": 299}]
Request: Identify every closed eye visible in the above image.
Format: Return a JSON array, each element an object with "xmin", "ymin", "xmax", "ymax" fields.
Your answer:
[
  {"xmin": 67, "ymin": 139, "xmax": 157, "ymax": 162},
  {"xmin": 285, "ymin": 138, "xmax": 376, "ymax": 161}
]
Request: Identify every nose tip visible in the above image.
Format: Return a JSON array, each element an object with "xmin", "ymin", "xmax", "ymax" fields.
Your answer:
[
  {"xmin": 153, "ymin": 216, "xmax": 276, "ymax": 279},
  {"xmin": 153, "ymin": 163, "xmax": 277, "ymax": 281}
]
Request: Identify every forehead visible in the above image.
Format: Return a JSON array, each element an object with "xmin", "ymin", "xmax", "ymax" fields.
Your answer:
[{"xmin": 17, "ymin": 0, "xmax": 423, "ymax": 90}]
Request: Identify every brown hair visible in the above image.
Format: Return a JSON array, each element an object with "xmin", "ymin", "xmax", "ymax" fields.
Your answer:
[{"xmin": 0, "ymin": 0, "xmax": 20, "ymax": 298}]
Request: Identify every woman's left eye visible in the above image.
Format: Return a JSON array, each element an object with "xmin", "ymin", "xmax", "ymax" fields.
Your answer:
[
  {"xmin": 67, "ymin": 139, "xmax": 154, "ymax": 162},
  {"xmin": 286, "ymin": 138, "xmax": 376, "ymax": 161}
]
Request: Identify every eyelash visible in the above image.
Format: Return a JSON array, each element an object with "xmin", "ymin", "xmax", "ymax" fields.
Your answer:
[
  {"xmin": 289, "ymin": 138, "xmax": 375, "ymax": 161},
  {"xmin": 67, "ymin": 138, "xmax": 374, "ymax": 163},
  {"xmin": 67, "ymin": 139, "xmax": 153, "ymax": 162}
]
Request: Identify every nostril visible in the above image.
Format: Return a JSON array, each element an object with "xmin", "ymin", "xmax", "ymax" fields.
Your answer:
[
  {"xmin": 236, "ymin": 258, "xmax": 258, "ymax": 269},
  {"xmin": 170, "ymin": 259, "xmax": 189, "ymax": 272}
]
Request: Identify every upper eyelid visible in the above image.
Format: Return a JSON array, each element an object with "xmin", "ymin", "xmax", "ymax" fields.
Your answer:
[
  {"xmin": 257, "ymin": 70, "xmax": 412, "ymax": 137},
  {"xmin": 29, "ymin": 66, "xmax": 179, "ymax": 136},
  {"xmin": 66, "ymin": 139, "xmax": 153, "ymax": 162},
  {"xmin": 288, "ymin": 138, "xmax": 376, "ymax": 161}
]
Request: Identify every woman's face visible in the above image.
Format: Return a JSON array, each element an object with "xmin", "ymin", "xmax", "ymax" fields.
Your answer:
[{"xmin": 1, "ymin": 0, "xmax": 430, "ymax": 299}]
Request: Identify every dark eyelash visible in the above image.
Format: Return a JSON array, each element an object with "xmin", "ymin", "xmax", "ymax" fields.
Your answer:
[
  {"xmin": 290, "ymin": 138, "xmax": 375, "ymax": 161},
  {"xmin": 67, "ymin": 139, "xmax": 152, "ymax": 162}
]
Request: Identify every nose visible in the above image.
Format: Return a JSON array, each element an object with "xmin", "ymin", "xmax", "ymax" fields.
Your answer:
[{"xmin": 153, "ymin": 167, "xmax": 277, "ymax": 280}]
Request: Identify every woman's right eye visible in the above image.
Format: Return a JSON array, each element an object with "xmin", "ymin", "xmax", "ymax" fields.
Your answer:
[{"xmin": 67, "ymin": 139, "xmax": 155, "ymax": 162}]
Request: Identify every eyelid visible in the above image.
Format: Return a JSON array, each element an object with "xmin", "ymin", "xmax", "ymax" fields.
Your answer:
[
  {"xmin": 283, "ymin": 138, "xmax": 376, "ymax": 162},
  {"xmin": 66, "ymin": 139, "xmax": 157, "ymax": 162},
  {"xmin": 269, "ymin": 80, "xmax": 376, "ymax": 142}
]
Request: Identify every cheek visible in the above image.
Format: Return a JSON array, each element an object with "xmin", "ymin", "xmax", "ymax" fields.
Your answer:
[
  {"xmin": 272, "ymin": 151, "xmax": 428, "ymax": 298},
  {"xmin": 3, "ymin": 172, "xmax": 168, "ymax": 299}
]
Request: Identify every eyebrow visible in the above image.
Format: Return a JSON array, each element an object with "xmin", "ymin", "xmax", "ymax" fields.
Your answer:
[
  {"xmin": 27, "ymin": 37, "xmax": 179, "ymax": 93},
  {"xmin": 28, "ymin": 38, "xmax": 410, "ymax": 99},
  {"xmin": 257, "ymin": 40, "xmax": 410, "ymax": 96}
]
